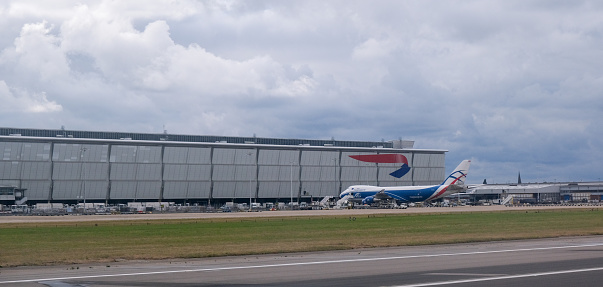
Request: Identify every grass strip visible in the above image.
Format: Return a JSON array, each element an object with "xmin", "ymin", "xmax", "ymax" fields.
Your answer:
[{"xmin": 1, "ymin": 209, "xmax": 602, "ymax": 267}]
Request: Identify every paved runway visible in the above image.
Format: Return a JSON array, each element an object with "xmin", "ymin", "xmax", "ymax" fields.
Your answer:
[{"xmin": 2, "ymin": 236, "xmax": 603, "ymax": 286}]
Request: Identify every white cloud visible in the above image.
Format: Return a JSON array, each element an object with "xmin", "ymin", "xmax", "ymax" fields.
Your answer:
[
  {"xmin": 0, "ymin": 81, "xmax": 62, "ymax": 113},
  {"xmin": 0, "ymin": 0, "xmax": 603, "ymax": 183}
]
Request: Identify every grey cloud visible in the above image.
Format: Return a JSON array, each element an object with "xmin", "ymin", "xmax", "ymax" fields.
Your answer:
[{"xmin": 1, "ymin": 0, "xmax": 603, "ymax": 184}]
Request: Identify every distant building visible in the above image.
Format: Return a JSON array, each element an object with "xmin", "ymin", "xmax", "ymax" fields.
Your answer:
[
  {"xmin": 467, "ymin": 182, "xmax": 603, "ymax": 205},
  {"xmin": 0, "ymin": 127, "xmax": 447, "ymax": 205}
]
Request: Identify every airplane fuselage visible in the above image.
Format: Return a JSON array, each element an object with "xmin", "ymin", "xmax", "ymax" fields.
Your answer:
[
  {"xmin": 340, "ymin": 159, "xmax": 471, "ymax": 205},
  {"xmin": 340, "ymin": 184, "xmax": 450, "ymax": 204}
]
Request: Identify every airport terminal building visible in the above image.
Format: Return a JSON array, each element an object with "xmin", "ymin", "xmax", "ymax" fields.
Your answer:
[{"xmin": 0, "ymin": 127, "xmax": 447, "ymax": 205}]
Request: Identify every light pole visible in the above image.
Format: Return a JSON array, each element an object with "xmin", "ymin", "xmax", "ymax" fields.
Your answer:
[
  {"xmin": 79, "ymin": 147, "xmax": 87, "ymax": 214},
  {"xmin": 290, "ymin": 161, "xmax": 294, "ymax": 207},
  {"xmin": 333, "ymin": 158, "xmax": 338, "ymax": 196},
  {"xmin": 247, "ymin": 152, "xmax": 253, "ymax": 211}
]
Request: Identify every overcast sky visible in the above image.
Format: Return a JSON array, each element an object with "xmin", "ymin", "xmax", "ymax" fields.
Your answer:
[{"xmin": 1, "ymin": 1, "xmax": 602, "ymax": 184}]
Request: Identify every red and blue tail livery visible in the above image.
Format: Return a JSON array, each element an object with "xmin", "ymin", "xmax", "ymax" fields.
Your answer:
[
  {"xmin": 349, "ymin": 154, "xmax": 411, "ymax": 178},
  {"xmin": 340, "ymin": 160, "xmax": 471, "ymax": 205}
]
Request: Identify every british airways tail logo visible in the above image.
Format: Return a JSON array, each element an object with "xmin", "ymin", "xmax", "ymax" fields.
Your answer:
[{"xmin": 349, "ymin": 154, "xmax": 410, "ymax": 178}]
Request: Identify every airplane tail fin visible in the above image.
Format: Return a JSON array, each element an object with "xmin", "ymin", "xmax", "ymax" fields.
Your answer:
[{"xmin": 441, "ymin": 160, "xmax": 471, "ymax": 187}]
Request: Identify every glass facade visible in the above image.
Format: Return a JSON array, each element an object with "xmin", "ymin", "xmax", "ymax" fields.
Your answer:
[{"xmin": 0, "ymin": 130, "xmax": 446, "ymax": 204}]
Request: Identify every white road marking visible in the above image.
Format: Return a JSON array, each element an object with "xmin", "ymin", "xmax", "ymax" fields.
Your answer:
[
  {"xmin": 424, "ymin": 273, "xmax": 506, "ymax": 277},
  {"xmin": 1, "ymin": 242, "xmax": 603, "ymax": 284},
  {"xmin": 388, "ymin": 267, "xmax": 603, "ymax": 287}
]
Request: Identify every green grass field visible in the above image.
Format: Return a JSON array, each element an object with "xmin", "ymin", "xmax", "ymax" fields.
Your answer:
[{"xmin": 1, "ymin": 209, "xmax": 602, "ymax": 267}]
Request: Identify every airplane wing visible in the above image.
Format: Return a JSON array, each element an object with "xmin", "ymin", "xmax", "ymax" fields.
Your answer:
[
  {"xmin": 373, "ymin": 189, "xmax": 391, "ymax": 200},
  {"xmin": 451, "ymin": 184, "xmax": 483, "ymax": 195},
  {"xmin": 446, "ymin": 185, "xmax": 468, "ymax": 192}
]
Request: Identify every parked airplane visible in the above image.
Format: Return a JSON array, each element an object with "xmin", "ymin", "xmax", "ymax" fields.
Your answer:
[{"xmin": 339, "ymin": 160, "xmax": 471, "ymax": 205}]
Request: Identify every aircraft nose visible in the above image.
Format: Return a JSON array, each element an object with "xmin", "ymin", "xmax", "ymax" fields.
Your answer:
[{"xmin": 340, "ymin": 189, "xmax": 350, "ymax": 198}]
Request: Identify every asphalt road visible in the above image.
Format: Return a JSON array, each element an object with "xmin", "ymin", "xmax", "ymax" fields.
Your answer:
[{"xmin": 2, "ymin": 236, "xmax": 603, "ymax": 286}]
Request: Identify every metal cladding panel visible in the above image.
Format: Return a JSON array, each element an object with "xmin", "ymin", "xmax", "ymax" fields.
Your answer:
[
  {"xmin": 187, "ymin": 165, "xmax": 211, "ymax": 180},
  {"xmin": 359, "ymin": 166, "xmax": 378, "ymax": 181},
  {"xmin": 21, "ymin": 180, "xmax": 50, "ymax": 200},
  {"xmin": 164, "ymin": 147, "xmax": 211, "ymax": 164},
  {"xmin": 110, "ymin": 164, "xmax": 137, "ymax": 180},
  {"xmin": 212, "ymin": 181, "xmax": 256, "ymax": 198},
  {"xmin": 79, "ymin": 144, "xmax": 109, "ymax": 162},
  {"xmin": 340, "ymin": 166, "xmax": 358, "ymax": 181},
  {"xmin": 258, "ymin": 181, "xmax": 280, "ymax": 198},
  {"xmin": 163, "ymin": 181, "xmax": 188, "ymax": 197},
  {"xmin": 21, "ymin": 162, "xmax": 51, "ymax": 180},
  {"xmin": 213, "ymin": 165, "xmax": 236, "ymax": 180},
  {"xmin": 302, "ymin": 166, "xmax": 338, "ymax": 181},
  {"xmin": 0, "ymin": 179, "xmax": 19, "ymax": 186},
  {"xmin": 110, "ymin": 181, "xmax": 137, "ymax": 199},
  {"xmin": 259, "ymin": 166, "xmax": 279, "ymax": 181},
  {"xmin": 413, "ymin": 167, "xmax": 431, "ymax": 181},
  {"xmin": 21, "ymin": 143, "xmax": 51, "ymax": 161},
  {"xmin": 236, "ymin": 181, "xmax": 255, "ymax": 199},
  {"xmin": 185, "ymin": 182, "xmax": 211, "ymax": 198},
  {"xmin": 430, "ymin": 167, "xmax": 445, "ymax": 181},
  {"xmin": 212, "ymin": 181, "xmax": 236, "ymax": 198},
  {"xmin": 163, "ymin": 147, "xmax": 188, "ymax": 164},
  {"xmin": 52, "ymin": 181, "xmax": 81, "ymax": 199},
  {"xmin": 430, "ymin": 154, "xmax": 445, "ymax": 167},
  {"xmin": 0, "ymin": 142, "xmax": 21, "ymax": 160},
  {"xmin": 135, "ymin": 146, "xmax": 161, "ymax": 163},
  {"xmin": 300, "ymin": 150, "xmax": 321, "ymax": 165},
  {"xmin": 0, "ymin": 161, "xmax": 20, "ymax": 178},
  {"xmin": 186, "ymin": 147, "xmax": 211, "ymax": 164},
  {"xmin": 110, "ymin": 145, "xmax": 137, "ymax": 163},
  {"xmin": 52, "ymin": 144, "xmax": 92, "ymax": 162},
  {"xmin": 278, "ymin": 150, "xmax": 299, "ymax": 165},
  {"xmin": 301, "ymin": 181, "xmax": 338, "ymax": 197},
  {"xmin": 319, "ymin": 151, "xmax": 339, "ymax": 166},
  {"xmin": 277, "ymin": 181, "xmax": 299, "ymax": 198},
  {"xmin": 259, "ymin": 166, "xmax": 299, "ymax": 181},
  {"xmin": 51, "ymin": 144, "xmax": 71, "ymax": 161},
  {"xmin": 341, "ymin": 166, "xmax": 377, "ymax": 181},
  {"xmin": 163, "ymin": 181, "xmax": 211, "ymax": 199},
  {"xmin": 53, "ymin": 180, "xmax": 108, "ymax": 200},
  {"xmin": 259, "ymin": 181, "xmax": 299, "ymax": 198},
  {"xmin": 234, "ymin": 165, "xmax": 256, "ymax": 180},
  {"xmin": 81, "ymin": 181, "xmax": 109, "ymax": 200},
  {"xmin": 258, "ymin": 150, "xmax": 279, "ymax": 165},
  {"xmin": 234, "ymin": 149, "xmax": 256, "ymax": 164},
  {"xmin": 258, "ymin": 149, "xmax": 298, "ymax": 165},
  {"xmin": 164, "ymin": 164, "xmax": 187, "ymax": 180},
  {"xmin": 136, "ymin": 181, "xmax": 161, "ymax": 199},
  {"xmin": 301, "ymin": 150, "xmax": 339, "ymax": 166},
  {"xmin": 278, "ymin": 165, "xmax": 298, "ymax": 181},
  {"xmin": 412, "ymin": 153, "xmax": 433, "ymax": 167},
  {"xmin": 212, "ymin": 148, "xmax": 236, "ymax": 164},
  {"xmin": 136, "ymin": 164, "xmax": 162, "ymax": 180},
  {"xmin": 81, "ymin": 163, "xmax": 109, "ymax": 180},
  {"xmin": 52, "ymin": 163, "xmax": 81, "ymax": 180},
  {"xmin": 301, "ymin": 166, "xmax": 320, "ymax": 180}
]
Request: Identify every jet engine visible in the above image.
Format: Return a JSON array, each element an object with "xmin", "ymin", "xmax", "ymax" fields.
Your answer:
[{"xmin": 362, "ymin": 196, "xmax": 375, "ymax": 205}]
